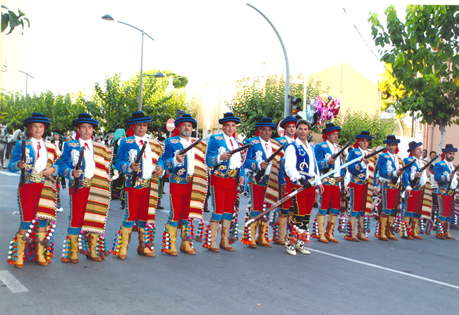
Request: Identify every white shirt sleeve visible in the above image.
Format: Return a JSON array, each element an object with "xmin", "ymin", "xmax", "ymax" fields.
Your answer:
[{"xmin": 284, "ymin": 145, "xmax": 302, "ymax": 183}]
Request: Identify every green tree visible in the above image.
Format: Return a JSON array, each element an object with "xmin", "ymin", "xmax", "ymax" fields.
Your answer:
[
  {"xmin": 227, "ymin": 74, "xmax": 329, "ymax": 138},
  {"xmin": 90, "ymin": 71, "xmax": 190, "ymax": 135},
  {"xmin": 1, "ymin": 5, "xmax": 29, "ymax": 35},
  {"xmin": 335, "ymin": 109, "xmax": 395, "ymax": 147},
  {"xmin": 369, "ymin": 5, "xmax": 459, "ymax": 150}
]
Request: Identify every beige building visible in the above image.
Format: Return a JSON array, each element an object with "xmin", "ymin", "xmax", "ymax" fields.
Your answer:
[{"xmin": 423, "ymin": 124, "xmax": 459, "ymax": 154}]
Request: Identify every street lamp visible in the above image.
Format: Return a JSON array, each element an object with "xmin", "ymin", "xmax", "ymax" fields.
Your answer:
[
  {"xmin": 102, "ymin": 14, "xmax": 156, "ymax": 111},
  {"xmin": 18, "ymin": 70, "xmax": 34, "ymax": 108}
]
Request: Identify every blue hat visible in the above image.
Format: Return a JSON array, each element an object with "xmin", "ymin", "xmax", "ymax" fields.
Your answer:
[
  {"xmin": 442, "ymin": 144, "xmax": 457, "ymax": 152},
  {"xmin": 383, "ymin": 135, "xmax": 400, "ymax": 144},
  {"xmin": 175, "ymin": 113, "xmax": 197, "ymax": 128},
  {"xmin": 72, "ymin": 113, "xmax": 99, "ymax": 128},
  {"xmin": 255, "ymin": 117, "xmax": 276, "ymax": 129},
  {"xmin": 280, "ymin": 116, "xmax": 298, "ymax": 129},
  {"xmin": 407, "ymin": 141, "xmax": 422, "ymax": 152},
  {"xmin": 128, "ymin": 111, "xmax": 152, "ymax": 126},
  {"xmin": 219, "ymin": 112, "xmax": 240, "ymax": 125},
  {"xmin": 322, "ymin": 122, "xmax": 341, "ymax": 135},
  {"xmin": 24, "ymin": 113, "xmax": 50, "ymax": 128},
  {"xmin": 355, "ymin": 130, "xmax": 373, "ymax": 140}
]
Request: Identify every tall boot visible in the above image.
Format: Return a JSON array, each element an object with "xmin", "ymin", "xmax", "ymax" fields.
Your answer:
[
  {"xmin": 403, "ymin": 217, "xmax": 414, "ymax": 240},
  {"xmin": 220, "ymin": 219, "xmax": 234, "ymax": 251},
  {"xmin": 358, "ymin": 216, "xmax": 369, "ymax": 241},
  {"xmin": 435, "ymin": 220, "xmax": 446, "ymax": 240},
  {"xmin": 285, "ymin": 226, "xmax": 296, "ymax": 256},
  {"xmin": 294, "ymin": 220, "xmax": 311, "ymax": 255},
  {"xmin": 445, "ymin": 222, "xmax": 455, "ymax": 240},
  {"xmin": 69, "ymin": 235, "xmax": 79, "ymax": 263},
  {"xmin": 208, "ymin": 220, "xmax": 220, "ymax": 253},
  {"xmin": 324, "ymin": 214, "xmax": 339, "ymax": 243},
  {"xmin": 180, "ymin": 225, "xmax": 196, "ymax": 255},
  {"xmin": 165, "ymin": 224, "xmax": 178, "ymax": 255},
  {"xmin": 387, "ymin": 216, "xmax": 399, "ymax": 241},
  {"xmin": 344, "ymin": 216, "xmax": 359, "ymax": 242},
  {"xmin": 275, "ymin": 215, "xmax": 287, "ymax": 245},
  {"xmin": 118, "ymin": 226, "xmax": 132, "ymax": 260},
  {"xmin": 15, "ymin": 233, "xmax": 26, "ymax": 269},
  {"xmin": 378, "ymin": 216, "xmax": 389, "ymax": 241},
  {"xmin": 86, "ymin": 233, "xmax": 102, "ymax": 261},
  {"xmin": 36, "ymin": 232, "xmax": 49, "ymax": 266},
  {"xmin": 412, "ymin": 218, "xmax": 423, "ymax": 240},
  {"xmin": 249, "ymin": 221, "xmax": 257, "ymax": 248},
  {"xmin": 137, "ymin": 228, "xmax": 155, "ymax": 257},
  {"xmin": 316, "ymin": 214, "xmax": 329, "ymax": 243},
  {"xmin": 258, "ymin": 220, "xmax": 272, "ymax": 248}
]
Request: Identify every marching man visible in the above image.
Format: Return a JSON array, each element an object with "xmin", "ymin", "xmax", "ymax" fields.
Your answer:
[
  {"xmin": 283, "ymin": 119, "xmax": 323, "ymax": 255},
  {"xmin": 60, "ymin": 113, "xmax": 112, "ymax": 263},
  {"xmin": 114, "ymin": 111, "xmax": 164, "ymax": 259},
  {"xmin": 205, "ymin": 112, "xmax": 245, "ymax": 252}
]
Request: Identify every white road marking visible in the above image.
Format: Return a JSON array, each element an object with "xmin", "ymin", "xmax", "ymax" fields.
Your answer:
[
  {"xmin": 0, "ymin": 170, "xmax": 18, "ymax": 176},
  {"xmin": 309, "ymin": 248, "xmax": 459, "ymax": 290},
  {"xmin": 0, "ymin": 270, "xmax": 28, "ymax": 293}
]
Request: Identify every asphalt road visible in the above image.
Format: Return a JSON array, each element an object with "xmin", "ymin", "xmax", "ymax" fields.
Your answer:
[{"xmin": 0, "ymin": 168, "xmax": 458, "ymax": 314}]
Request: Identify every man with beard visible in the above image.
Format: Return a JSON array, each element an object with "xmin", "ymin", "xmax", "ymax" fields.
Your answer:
[
  {"xmin": 60, "ymin": 113, "xmax": 112, "ymax": 263},
  {"xmin": 114, "ymin": 111, "xmax": 164, "ymax": 259},
  {"xmin": 376, "ymin": 135, "xmax": 404, "ymax": 241},
  {"xmin": 402, "ymin": 141, "xmax": 430, "ymax": 240},
  {"xmin": 283, "ymin": 119, "xmax": 323, "ymax": 255},
  {"xmin": 434, "ymin": 144, "xmax": 458, "ymax": 240},
  {"xmin": 161, "ymin": 114, "xmax": 208, "ymax": 255}
]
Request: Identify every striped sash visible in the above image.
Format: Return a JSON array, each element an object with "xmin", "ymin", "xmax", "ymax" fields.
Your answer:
[
  {"xmin": 188, "ymin": 140, "xmax": 208, "ymax": 221},
  {"xmin": 82, "ymin": 143, "xmax": 113, "ymax": 234},
  {"xmin": 36, "ymin": 143, "xmax": 58, "ymax": 221},
  {"xmin": 147, "ymin": 139, "xmax": 163, "ymax": 223},
  {"xmin": 421, "ymin": 160, "xmax": 433, "ymax": 219},
  {"xmin": 265, "ymin": 139, "xmax": 283, "ymax": 205},
  {"xmin": 364, "ymin": 154, "xmax": 377, "ymax": 213}
]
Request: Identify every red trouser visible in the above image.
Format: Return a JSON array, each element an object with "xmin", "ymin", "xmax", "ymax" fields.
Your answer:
[
  {"xmin": 280, "ymin": 177, "xmax": 293, "ymax": 213},
  {"xmin": 169, "ymin": 182, "xmax": 192, "ymax": 223},
  {"xmin": 69, "ymin": 187, "xmax": 90, "ymax": 232},
  {"xmin": 18, "ymin": 182, "xmax": 44, "ymax": 223},
  {"xmin": 210, "ymin": 175, "xmax": 237, "ymax": 221},
  {"xmin": 125, "ymin": 187, "xmax": 151, "ymax": 222},
  {"xmin": 318, "ymin": 184, "xmax": 340, "ymax": 215},
  {"xmin": 405, "ymin": 189, "xmax": 424, "ymax": 216},
  {"xmin": 249, "ymin": 182, "xmax": 269, "ymax": 216},
  {"xmin": 291, "ymin": 184, "xmax": 316, "ymax": 216},
  {"xmin": 438, "ymin": 193, "xmax": 454, "ymax": 219},
  {"xmin": 349, "ymin": 182, "xmax": 367, "ymax": 216}
]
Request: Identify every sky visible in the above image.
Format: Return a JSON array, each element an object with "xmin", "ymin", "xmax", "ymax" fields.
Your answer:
[{"xmin": 1, "ymin": 0, "xmax": 428, "ymax": 97}]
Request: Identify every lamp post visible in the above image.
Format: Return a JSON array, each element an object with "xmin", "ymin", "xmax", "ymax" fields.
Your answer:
[
  {"xmin": 102, "ymin": 14, "xmax": 156, "ymax": 111},
  {"xmin": 18, "ymin": 70, "xmax": 34, "ymax": 108}
]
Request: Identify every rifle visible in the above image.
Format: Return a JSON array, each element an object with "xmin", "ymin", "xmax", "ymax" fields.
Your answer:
[
  {"xmin": 408, "ymin": 155, "xmax": 439, "ymax": 186},
  {"xmin": 73, "ymin": 146, "xmax": 85, "ymax": 193},
  {"xmin": 246, "ymin": 146, "xmax": 386, "ymax": 225},
  {"xmin": 130, "ymin": 141, "xmax": 148, "ymax": 186},
  {"xmin": 323, "ymin": 140, "xmax": 352, "ymax": 173},
  {"xmin": 20, "ymin": 136, "xmax": 26, "ymax": 187},
  {"xmin": 253, "ymin": 143, "xmax": 286, "ymax": 183},
  {"xmin": 392, "ymin": 159, "xmax": 416, "ymax": 185},
  {"xmin": 446, "ymin": 164, "xmax": 459, "ymax": 193},
  {"xmin": 178, "ymin": 138, "xmax": 202, "ymax": 155},
  {"xmin": 227, "ymin": 143, "xmax": 252, "ymax": 155}
]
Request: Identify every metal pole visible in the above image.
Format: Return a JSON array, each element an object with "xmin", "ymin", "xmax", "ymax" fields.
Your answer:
[
  {"xmin": 18, "ymin": 70, "xmax": 34, "ymax": 109},
  {"xmin": 138, "ymin": 30, "xmax": 145, "ymax": 111},
  {"xmin": 247, "ymin": 3, "xmax": 290, "ymax": 118}
]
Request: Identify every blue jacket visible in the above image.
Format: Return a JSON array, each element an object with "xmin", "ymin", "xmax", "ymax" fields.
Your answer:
[
  {"xmin": 115, "ymin": 136, "xmax": 164, "ymax": 188},
  {"xmin": 377, "ymin": 152, "xmax": 398, "ymax": 181},
  {"xmin": 434, "ymin": 160, "xmax": 456, "ymax": 193},
  {"xmin": 206, "ymin": 134, "xmax": 242, "ymax": 178},
  {"xmin": 243, "ymin": 137, "xmax": 285, "ymax": 186},
  {"xmin": 402, "ymin": 157, "xmax": 423, "ymax": 190},
  {"xmin": 347, "ymin": 148, "xmax": 367, "ymax": 184},
  {"xmin": 314, "ymin": 141, "xmax": 345, "ymax": 177},
  {"xmin": 161, "ymin": 136, "xmax": 200, "ymax": 184},
  {"xmin": 9, "ymin": 139, "xmax": 59, "ymax": 183}
]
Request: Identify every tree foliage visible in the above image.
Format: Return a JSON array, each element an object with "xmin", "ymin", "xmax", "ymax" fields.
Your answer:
[
  {"xmin": 1, "ymin": 5, "xmax": 29, "ymax": 35},
  {"xmin": 335, "ymin": 109, "xmax": 395, "ymax": 147},
  {"xmin": 369, "ymin": 5, "xmax": 459, "ymax": 148},
  {"xmin": 227, "ymin": 74, "xmax": 329, "ymax": 138}
]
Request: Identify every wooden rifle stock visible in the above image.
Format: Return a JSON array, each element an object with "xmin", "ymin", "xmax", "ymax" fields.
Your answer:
[
  {"xmin": 130, "ymin": 141, "xmax": 148, "ymax": 186},
  {"xmin": 393, "ymin": 159, "xmax": 416, "ymax": 185},
  {"xmin": 253, "ymin": 143, "xmax": 286, "ymax": 183},
  {"xmin": 227, "ymin": 143, "xmax": 251, "ymax": 155},
  {"xmin": 408, "ymin": 155, "xmax": 439, "ymax": 186},
  {"xmin": 178, "ymin": 138, "xmax": 202, "ymax": 155},
  {"xmin": 73, "ymin": 146, "xmax": 85, "ymax": 193}
]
